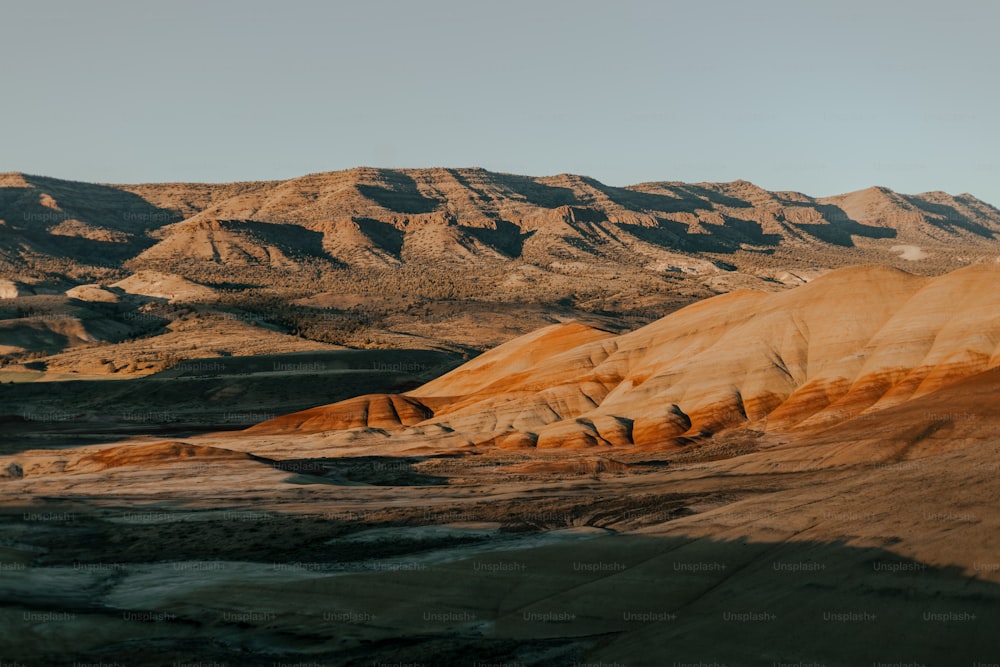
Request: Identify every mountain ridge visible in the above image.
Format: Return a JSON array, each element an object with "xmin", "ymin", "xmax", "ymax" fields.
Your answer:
[
  {"xmin": 4, "ymin": 168, "xmax": 995, "ymax": 205},
  {"xmin": 3, "ymin": 167, "xmax": 999, "ymax": 285}
]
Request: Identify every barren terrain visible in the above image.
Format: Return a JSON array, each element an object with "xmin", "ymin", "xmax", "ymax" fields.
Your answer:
[{"xmin": 3, "ymin": 264, "xmax": 1000, "ymax": 666}]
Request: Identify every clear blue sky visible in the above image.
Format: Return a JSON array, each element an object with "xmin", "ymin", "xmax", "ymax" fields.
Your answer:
[{"xmin": 2, "ymin": 0, "xmax": 998, "ymax": 204}]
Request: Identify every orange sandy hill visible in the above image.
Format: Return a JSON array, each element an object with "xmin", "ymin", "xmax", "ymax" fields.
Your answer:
[
  {"xmin": 69, "ymin": 441, "xmax": 251, "ymax": 472},
  {"xmin": 248, "ymin": 264, "xmax": 1000, "ymax": 450}
]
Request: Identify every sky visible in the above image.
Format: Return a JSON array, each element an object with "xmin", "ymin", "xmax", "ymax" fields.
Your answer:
[{"xmin": 2, "ymin": 0, "xmax": 998, "ymax": 204}]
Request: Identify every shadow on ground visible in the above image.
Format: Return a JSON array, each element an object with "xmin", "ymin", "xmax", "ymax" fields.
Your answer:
[{"xmin": 1, "ymin": 514, "xmax": 998, "ymax": 666}]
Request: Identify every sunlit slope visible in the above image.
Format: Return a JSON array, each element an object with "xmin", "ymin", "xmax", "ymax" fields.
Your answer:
[{"xmin": 249, "ymin": 265, "xmax": 1000, "ymax": 455}]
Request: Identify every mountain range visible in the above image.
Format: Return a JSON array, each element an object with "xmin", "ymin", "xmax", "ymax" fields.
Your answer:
[
  {"xmin": 3, "ymin": 168, "xmax": 1000, "ymax": 373},
  {"xmin": 2, "ymin": 168, "xmax": 999, "ymax": 285}
]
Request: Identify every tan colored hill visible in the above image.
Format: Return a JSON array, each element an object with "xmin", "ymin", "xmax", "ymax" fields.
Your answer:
[
  {"xmin": 136, "ymin": 219, "xmax": 326, "ymax": 268},
  {"xmin": 30, "ymin": 310, "xmax": 343, "ymax": 375},
  {"xmin": 0, "ymin": 279, "xmax": 23, "ymax": 299},
  {"xmin": 64, "ymin": 284, "xmax": 120, "ymax": 303},
  {"xmin": 249, "ymin": 264, "xmax": 1000, "ymax": 462},
  {"xmin": 0, "ymin": 314, "xmax": 120, "ymax": 357},
  {"xmin": 111, "ymin": 270, "xmax": 217, "ymax": 303}
]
